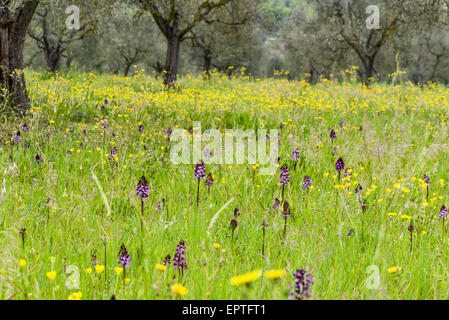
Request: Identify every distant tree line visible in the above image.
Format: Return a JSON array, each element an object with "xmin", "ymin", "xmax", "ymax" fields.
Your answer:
[{"xmin": 0, "ymin": 0, "xmax": 448, "ymax": 113}]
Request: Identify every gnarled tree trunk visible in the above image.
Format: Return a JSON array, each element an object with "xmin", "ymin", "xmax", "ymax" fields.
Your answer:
[
  {"xmin": 203, "ymin": 48, "xmax": 212, "ymax": 80},
  {"xmin": 163, "ymin": 13, "xmax": 181, "ymax": 87},
  {"xmin": 44, "ymin": 47, "xmax": 62, "ymax": 73},
  {"xmin": 0, "ymin": 1, "xmax": 39, "ymax": 114}
]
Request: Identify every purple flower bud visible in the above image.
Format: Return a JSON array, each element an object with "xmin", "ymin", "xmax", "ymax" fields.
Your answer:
[
  {"xmin": 330, "ymin": 129, "xmax": 336, "ymax": 140},
  {"xmin": 157, "ymin": 198, "xmax": 166, "ymax": 212},
  {"xmin": 22, "ymin": 124, "xmax": 29, "ymax": 132},
  {"xmin": 282, "ymin": 201, "xmax": 292, "ymax": 218},
  {"xmin": 14, "ymin": 131, "xmax": 20, "ymax": 144},
  {"xmin": 261, "ymin": 219, "xmax": 269, "ymax": 229},
  {"xmin": 173, "ymin": 240, "xmax": 187, "ymax": 271},
  {"xmin": 347, "ymin": 228, "xmax": 354, "ymax": 237},
  {"xmin": 339, "ymin": 119, "xmax": 344, "ymax": 128},
  {"xmin": 136, "ymin": 175, "xmax": 149, "ymax": 201},
  {"xmin": 234, "ymin": 208, "xmax": 240, "ymax": 217},
  {"xmin": 292, "ymin": 149, "xmax": 300, "ymax": 161},
  {"xmin": 440, "ymin": 205, "xmax": 448, "ymax": 219},
  {"xmin": 289, "ymin": 269, "xmax": 313, "ymax": 300},
  {"xmin": 102, "ymin": 117, "xmax": 108, "ymax": 130},
  {"xmin": 91, "ymin": 254, "xmax": 98, "ymax": 267},
  {"xmin": 205, "ymin": 173, "xmax": 214, "ymax": 187},
  {"xmin": 109, "ymin": 147, "xmax": 118, "ymax": 160},
  {"xmin": 162, "ymin": 254, "xmax": 171, "ymax": 265},
  {"xmin": 138, "ymin": 125, "xmax": 144, "ymax": 133},
  {"xmin": 303, "ymin": 176, "xmax": 312, "ymax": 190},
  {"xmin": 280, "ymin": 165, "xmax": 290, "ymax": 186},
  {"xmin": 272, "ymin": 198, "xmax": 280, "ymax": 209},
  {"xmin": 230, "ymin": 219, "xmax": 238, "ymax": 230},
  {"xmin": 194, "ymin": 161, "xmax": 206, "ymax": 180},
  {"xmin": 203, "ymin": 148, "xmax": 213, "ymax": 160},
  {"xmin": 117, "ymin": 244, "xmax": 131, "ymax": 268},
  {"xmin": 423, "ymin": 174, "xmax": 431, "ymax": 186},
  {"xmin": 35, "ymin": 154, "xmax": 42, "ymax": 163},
  {"xmin": 335, "ymin": 157, "xmax": 345, "ymax": 172}
]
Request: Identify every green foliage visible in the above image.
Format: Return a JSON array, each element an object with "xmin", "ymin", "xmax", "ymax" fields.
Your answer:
[{"xmin": 1, "ymin": 70, "xmax": 449, "ymax": 299}]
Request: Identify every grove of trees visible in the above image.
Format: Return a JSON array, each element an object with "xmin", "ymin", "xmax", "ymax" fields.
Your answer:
[{"xmin": 0, "ymin": 0, "xmax": 448, "ymax": 113}]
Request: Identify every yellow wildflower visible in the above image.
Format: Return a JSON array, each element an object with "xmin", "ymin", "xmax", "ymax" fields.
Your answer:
[
  {"xmin": 264, "ymin": 269, "xmax": 286, "ymax": 279},
  {"xmin": 230, "ymin": 270, "xmax": 261, "ymax": 286},
  {"xmin": 95, "ymin": 264, "xmax": 105, "ymax": 274},
  {"xmin": 171, "ymin": 283, "xmax": 187, "ymax": 296},
  {"xmin": 46, "ymin": 271, "xmax": 57, "ymax": 280},
  {"xmin": 115, "ymin": 267, "xmax": 123, "ymax": 275},
  {"xmin": 68, "ymin": 291, "xmax": 83, "ymax": 300},
  {"xmin": 155, "ymin": 264, "xmax": 166, "ymax": 271},
  {"xmin": 387, "ymin": 267, "xmax": 401, "ymax": 274}
]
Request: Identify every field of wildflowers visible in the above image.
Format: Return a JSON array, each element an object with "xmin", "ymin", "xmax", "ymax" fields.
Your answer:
[{"xmin": 1, "ymin": 69, "xmax": 449, "ymax": 300}]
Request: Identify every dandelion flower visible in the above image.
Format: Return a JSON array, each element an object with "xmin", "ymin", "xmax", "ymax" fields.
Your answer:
[
  {"xmin": 264, "ymin": 269, "xmax": 286, "ymax": 279},
  {"xmin": 46, "ymin": 271, "xmax": 57, "ymax": 280},
  {"xmin": 95, "ymin": 264, "xmax": 105, "ymax": 274},
  {"xmin": 115, "ymin": 267, "xmax": 124, "ymax": 275},
  {"xmin": 171, "ymin": 283, "xmax": 187, "ymax": 296},
  {"xmin": 156, "ymin": 264, "xmax": 166, "ymax": 271},
  {"xmin": 387, "ymin": 267, "xmax": 401, "ymax": 274},
  {"xmin": 68, "ymin": 291, "xmax": 83, "ymax": 300},
  {"xmin": 230, "ymin": 270, "xmax": 261, "ymax": 286}
]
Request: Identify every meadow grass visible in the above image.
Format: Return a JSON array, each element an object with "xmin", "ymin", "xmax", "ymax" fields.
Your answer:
[{"xmin": 0, "ymin": 70, "xmax": 449, "ymax": 299}]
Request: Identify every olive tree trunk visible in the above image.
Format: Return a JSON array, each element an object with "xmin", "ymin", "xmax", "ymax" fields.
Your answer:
[{"xmin": 0, "ymin": 1, "xmax": 39, "ymax": 114}]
